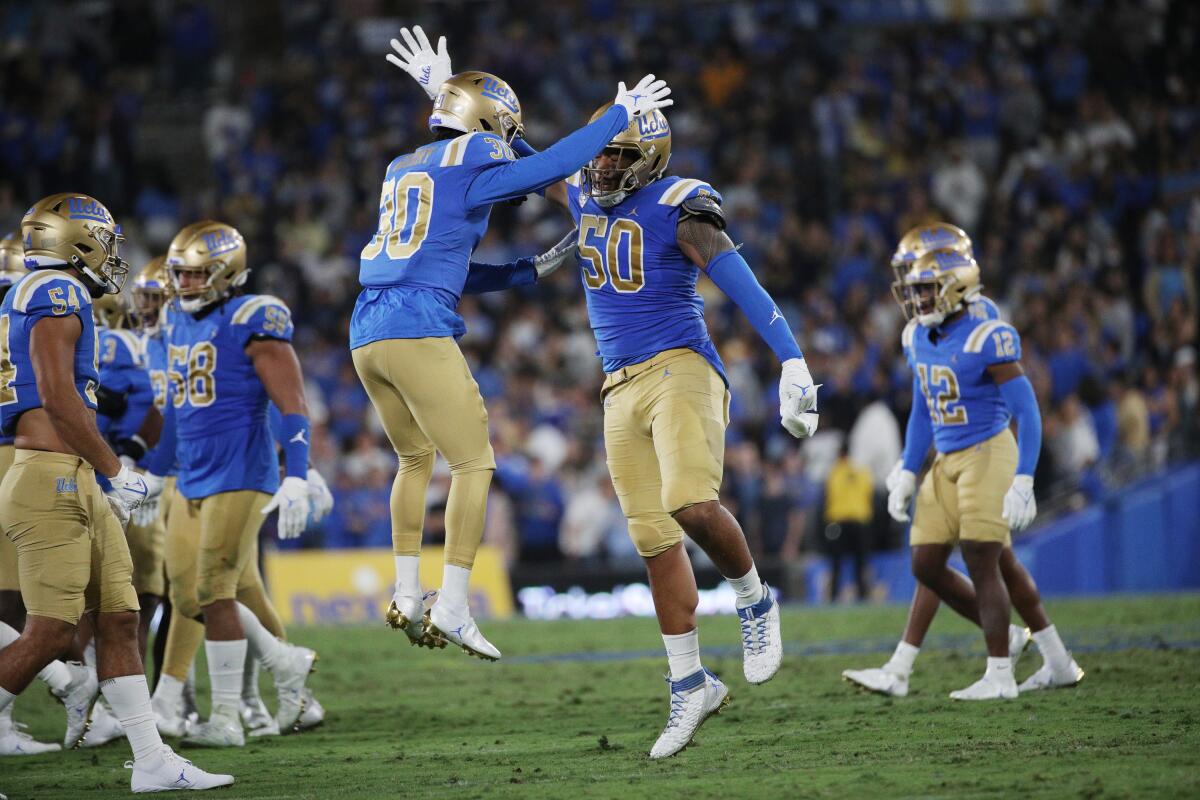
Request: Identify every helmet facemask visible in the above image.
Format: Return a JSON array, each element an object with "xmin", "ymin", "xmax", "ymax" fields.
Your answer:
[
  {"xmin": 169, "ymin": 259, "xmax": 247, "ymax": 313},
  {"xmin": 583, "ymin": 142, "xmax": 663, "ymax": 208},
  {"xmin": 132, "ymin": 284, "xmax": 166, "ymax": 332}
]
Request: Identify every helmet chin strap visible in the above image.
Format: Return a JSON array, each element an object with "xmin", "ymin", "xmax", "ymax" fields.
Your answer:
[{"xmin": 595, "ymin": 191, "xmax": 627, "ymax": 208}]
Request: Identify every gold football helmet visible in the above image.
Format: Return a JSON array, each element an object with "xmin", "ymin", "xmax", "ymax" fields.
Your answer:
[
  {"xmin": 21, "ymin": 193, "xmax": 128, "ymax": 296},
  {"xmin": 890, "ymin": 222, "xmax": 973, "ymax": 280},
  {"xmin": 429, "ymin": 71, "xmax": 524, "ymax": 143},
  {"xmin": 894, "ymin": 247, "xmax": 981, "ymax": 327},
  {"xmin": 582, "ymin": 104, "xmax": 672, "ymax": 207},
  {"xmin": 93, "ymin": 291, "xmax": 129, "ymax": 329},
  {"xmin": 131, "ymin": 255, "xmax": 170, "ymax": 332},
  {"xmin": 0, "ymin": 230, "xmax": 27, "ymax": 290},
  {"xmin": 167, "ymin": 221, "xmax": 248, "ymax": 312}
]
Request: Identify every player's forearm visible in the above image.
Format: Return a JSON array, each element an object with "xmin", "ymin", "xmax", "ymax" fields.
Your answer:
[
  {"xmin": 44, "ymin": 395, "xmax": 121, "ymax": 477},
  {"xmin": 462, "ymin": 258, "xmax": 537, "ymax": 294},
  {"xmin": 251, "ymin": 343, "xmax": 310, "ymax": 478},
  {"xmin": 998, "ymin": 374, "xmax": 1041, "ymax": 476},
  {"xmin": 135, "ymin": 405, "xmax": 163, "ymax": 449},
  {"xmin": 143, "ymin": 401, "xmax": 176, "ymax": 476},
  {"xmin": 901, "ymin": 381, "xmax": 934, "ymax": 473},
  {"xmin": 705, "ymin": 249, "xmax": 803, "ymax": 363}
]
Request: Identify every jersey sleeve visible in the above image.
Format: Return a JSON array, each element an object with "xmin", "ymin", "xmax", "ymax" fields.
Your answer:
[
  {"xmin": 230, "ymin": 295, "xmax": 294, "ymax": 345},
  {"xmin": 98, "ymin": 331, "xmax": 136, "ymax": 393},
  {"xmin": 964, "ymin": 320, "xmax": 1021, "ymax": 365},
  {"xmin": 658, "ymin": 179, "xmax": 723, "ymax": 209},
  {"xmin": 12, "ymin": 273, "xmax": 91, "ymax": 322},
  {"xmin": 900, "ymin": 320, "xmax": 919, "ymax": 367}
]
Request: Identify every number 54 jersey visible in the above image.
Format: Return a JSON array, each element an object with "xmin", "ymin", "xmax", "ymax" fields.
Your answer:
[
  {"xmin": 167, "ymin": 294, "xmax": 293, "ymax": 500},
  {"xmin": 902, "ymin": 314, "xmax": 1023, "ymax": 455}
]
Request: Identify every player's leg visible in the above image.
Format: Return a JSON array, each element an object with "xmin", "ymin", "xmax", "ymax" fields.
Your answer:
[
  {"xmin": 999, "ymin": 544, "xmax": 1085, "ymax": 690},
  {"xmin": 0, "ymin": 445, "xmax": 25, "ymax": 633},
  {"xmin": 125, "ymin": 508, "xmax": 166, "ymax": 663},
  {"xmin": 352, "ymin": 341, "xmax": 436, "ymax": 643},
  {"xmin": 604, "ymin": 372, "xmax": 727, "ymax": 760}
]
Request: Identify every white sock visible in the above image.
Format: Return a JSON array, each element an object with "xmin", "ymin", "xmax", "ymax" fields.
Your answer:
[
  {"xmin": 84, "ymin": 640, "xmax": 96, "ymax": 669},
  {"xmin": 37, "ymin": 660, "xmax": 73, "ymax": 694},
  {"xmin": 153, "ymin": 673, "xmax": 184, "ymax": 703},
  {"xmin": 662, "ymin": 629, "xmax": 703, "ymax": 682},
  {"xmin": 886, "ymin": 641, "xmax": 920, "ymax": 675},
  {"xmin": 100, "ymin": 674, "xmax": 162, "ymax": 763},
  {"xmin": 242, "ymin": 658, "xmax": 261, "ymax": 701},
  {"xmin": 986, "ymin": 656, "xmax": 1014, "ymax": 681},
  {"xmin": 0, "ymin": 686, "xmax": 13, "ymax": 714},
  {"xmin": 204, "ymin": 639, "xmax": 247, "ymax": 717},
  {"xmin": 727, "ymin": 565, "xmax": 766, "ymax": 609},
  {"xmin": 439, "ymin": 564, "xmax": 471, "ymax": 616},
  {"xmin": 1032, "ymin": 625, "xmax": 1070, "ymax": 670},
  {"xmin": 394, "ymin": 555, "xmax": 421, "ymax": 600},
  {"xmin": 235, "ymin": 603, "xmax": 287, "ymax": 672},
  {"xmin": 0, "ymin": 620, "xmax": 17, "ymax": 647}
]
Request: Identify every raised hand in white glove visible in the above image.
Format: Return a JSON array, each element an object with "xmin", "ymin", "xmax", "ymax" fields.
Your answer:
[
  {"xmin": 887, "ymin": 469, "xmax": 917, "ymax": 523},
  {"xmin": 105, "ymin": 464, "xmax": 148, "ymax": 526},
  {"xmin": 131, "ymin": 473, "xmax": 166, "ymax": 527},
  {"xmin": 263, "ymin": 476, "xmax": 310, "ymax": 540},
  {"xmin": 1001, "ymin": 474, "xmax": 1037, "ymax": 532},
  {"xmin": 885, "ymin": 459, "xmax": 904, "ymax": 493},
  {"xmin": 386, "ymin": 26, "xmax": 452, "ymax": 99},
  {"xmin": 532, "ymin": 228, "xmax": 578, "ymax": 279},
  {"xmin": 307, "ymin": 468, "xmax": 334, "ymax": 523},
  {"xmin": 613, "ymin": 74, "xmax": 673, "ymax": 119},
  {"xmin": 779, "ymin": 357, "xmax": 819, "ymax": 438}
]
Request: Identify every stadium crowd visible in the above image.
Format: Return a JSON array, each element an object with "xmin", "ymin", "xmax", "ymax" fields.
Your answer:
[{"xmin": 0, "ymin": 0, "xmax": 1196, "ymax": 571}]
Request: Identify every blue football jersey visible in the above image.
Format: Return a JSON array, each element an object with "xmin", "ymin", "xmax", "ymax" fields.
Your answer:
[
  {"xmin": 168, "ymin": 294, "xmax": 294, "ymax": 499},
  {"xmin": 967, "ymin": 294, "xmax": 1002, "ymax": 321},
  {"xmin": 563, "ymin": 175, "xmax": 726, "ymax": 382},
  {"xmin": 145, "ymin": 328, "xmax": 171, "ymax": 415},
  {"xmin": 903, "ymin": 314, "xmax": 1022, "ymax": 454},
  {"xmin": 97, "ymin": 327, "xmax": 154, "ymax": 447},
  {"xmin": 0, "ymin": 270, "xmax": 99, "ymax": 437}
]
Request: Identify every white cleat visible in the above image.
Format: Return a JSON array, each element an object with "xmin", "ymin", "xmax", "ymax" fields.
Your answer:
[
  {"xmin": 152, "ymin": 691, "xmax": 188, "ymax": 738},
  {"xmin": 53, "ymin": 662, "xmax": 98, "ymax": 749},
  {"xmin": 127, "ymin": 745, "xmax": 234, "ymax": 792},
  {"xmin": 1009, "ymin": 625, "xmax": 1032, "ymax": 671},
  {"xmin": 82, "ymin": 702, "xmax": 124, "ymax": 747},
  {"xmin": 0, "ymin": 720, "xmax": 62, "ymax": 756},
  {"xmin": 385, "ymin": 593, "xmax": 435, "ymax": 647},
  {"xmin": 738, "ymin": 585, "xmax": 782, "ymax": 685},
  {"xmin": 182, "ymin": 710, "xmax": 244, "ymax": 748},
  {"xmin": 1019, "ymin": 659, "xmax": 1085, "ymax": 692},
  {"xmin": 649, "ymin": 668, "xmax": 729, "ymax": 760},
  {"xmin": 425, "ymin": 604, "xmax": 501, "ymax": 662},
  {"xmin": 239, "ymin": 695, "xmax": 274, "ymax": 734},
  {"xmin": 949, "ymin": 671, "xmax": 1019, "ymax": 701},
  {"xmin": 842, "ymin": 666, "xmax": 909, "ymax": 698},
  {"xmin": 297, "ymin": 690, "xmax": 324, "ymax": 731},
  {"xmin": 272, "ymin": 644, "xmax": 317, "ymax": 732}
]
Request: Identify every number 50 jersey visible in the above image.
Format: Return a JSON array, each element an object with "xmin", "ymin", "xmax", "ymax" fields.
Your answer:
[
  {"xmin": 902, "ymin": 313, "xmax": 1023, "ymax": 455},
  {"xmin": 167, "ymin": 294, "xmax": 294, "ymax": 499}
]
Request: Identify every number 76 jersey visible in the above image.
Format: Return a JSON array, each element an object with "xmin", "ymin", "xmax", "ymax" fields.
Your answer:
[{"xmin": 902, "ymin": 314, "xmax": 1022, "ymax": 455}]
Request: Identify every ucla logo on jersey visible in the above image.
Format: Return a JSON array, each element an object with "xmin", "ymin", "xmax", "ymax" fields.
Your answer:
[
  {"xmin": 481, "ymin": 78, "xmax": 519, "ymax": 113},
  {"xmin": 67, "ymin": 197, "xmax": 112, "ymax": 225},
  {"xmin": 635, "ymin": 112, "xmax": 670, "ymax": 140},
  {"xmin": 55, "ymin": 476, "xmax": 77, "ymax": 494},
  {"xmin": 202, "ymin": 229, "xmax": 241, "ymax": 257}
]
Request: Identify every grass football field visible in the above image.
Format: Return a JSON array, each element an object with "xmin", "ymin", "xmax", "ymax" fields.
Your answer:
[{"xmin": 2, "ymin": 593, "xmax": 1198, "ymax": 799}]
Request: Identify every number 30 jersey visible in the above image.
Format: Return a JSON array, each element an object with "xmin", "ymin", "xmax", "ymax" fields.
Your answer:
[
  {"xmin": 902, "ymin": 313, "xmax": 1022, "ymax": 455},
  {"xmin": 167, "ymin": 294, "xmax": 294, "ymax": 499},
  {"xmin": 563, "ymin": 175, "xmax": 726, "ymax": 382},
  {"xmin": 0, "ymin": 270, "xmax": 99, "ymax": 437}
]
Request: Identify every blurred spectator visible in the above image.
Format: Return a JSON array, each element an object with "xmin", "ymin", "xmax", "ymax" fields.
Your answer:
[{"xmin": 821, "ymin": 442, "xmax": 874, "ymax": 602}]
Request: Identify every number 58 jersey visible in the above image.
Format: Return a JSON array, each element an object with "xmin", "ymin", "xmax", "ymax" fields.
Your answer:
[
  {"xmin": 903, "ymin": 314, "xmax": 1023, "ymax": 455},
  {"xmin": 167, "ymin": 294, "xmax": 294, "ymax": 499}
]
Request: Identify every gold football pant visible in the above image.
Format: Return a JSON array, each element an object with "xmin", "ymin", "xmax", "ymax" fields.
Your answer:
[
  {"xmin": 602, "ymin": 348, "xmax": 730, "ymax": 558},
  {"xmin": 0, "ymin": 450, "xmax": 138, "ymax": 624},
  {"xmin": 911, "ymin": 429, "xmax": 1019, "ymax": 547},
  {"xmin": 0, "ymin": 444, "xmax": 19, "ymax": 592},
  {"xmin": 352, "ymin": 337, "xmax": 495, "ymax": 569}
]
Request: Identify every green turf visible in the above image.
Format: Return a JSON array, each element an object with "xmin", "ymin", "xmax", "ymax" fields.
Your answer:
[{"xmin": 2, "ymin": 593, "xmax": 1198, "ymax": 799}]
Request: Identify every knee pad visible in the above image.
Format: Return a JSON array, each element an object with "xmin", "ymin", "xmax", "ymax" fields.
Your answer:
[
  {"xmin": 626, "ymin": 514, "xmax": 684, "ymax": 559},
  {"xmin": 448, "ymin": 443, "xmax": 496, "ymax": 475}
]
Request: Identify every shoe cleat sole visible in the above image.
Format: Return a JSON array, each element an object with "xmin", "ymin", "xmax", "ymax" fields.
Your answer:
[{"xmin": 423, "ymin": 619, "xmax": 497, "ymax": 662}]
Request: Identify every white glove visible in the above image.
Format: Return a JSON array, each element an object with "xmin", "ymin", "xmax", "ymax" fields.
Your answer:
[
  {"xmin": 386, "ymin": 26, "xmax": 452, "ymax": 99},
  {"xmin": 307, "ymin": 468, "xmax": 334, "ymax": 523},
  {"xmin": 130, "ymin": 472, "xmax": 166, "ymax": 527},
  {"xmin": 1002, "ymin": 474, "xmax": 1037, "ymax": 532},
  {"xmin": 887, "ymin": 469, "xmax": 917, "ymax": 523},
  {"xmin": 532, "ymin": 228, "xmax": 578, "ymax": 279},
  {"xmin": 263, "ymin": 476, "xmax": 310, "ymax": 540},
  {"xmin": 105, "ymin": 464, "xmax": 148, "ymax": 525},
  {"xmin": 613, "ymin": 74, "xmax": 673, "ymax": 119},
  {"xmin": 779, "ymin": 357, "xmax": 819, "ymax": 438},
  {"xmin": 885, "ymin": 459, "xmax": 904, "ymax": 493}
]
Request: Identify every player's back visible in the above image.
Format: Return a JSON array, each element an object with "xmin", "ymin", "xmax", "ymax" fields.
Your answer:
[
  {"xmin": 903, "ymin": 313, "xmax": 1022, "ymax": 455},
  {"xmin": 564, "ymin": 174, "xmax": 724, "ymax": 379}
]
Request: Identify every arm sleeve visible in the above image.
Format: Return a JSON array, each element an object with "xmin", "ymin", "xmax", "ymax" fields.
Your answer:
[
  {"xmin": 901, "ymin": 377, "xmax": 935, "ymax": 473},
  {"xmin": 464, "ymin": 106, "xmax": 628, "ymax": 207},
  {"xmin": 462, "ymin": 258, "xmax": 537, "ymax": 294},
  {"xmin": 998, "ymin": 375, "xmax": 1042, "ymax": 476},
  {"xmin": 232, "ymin": 296, "xmax": 295, "ymax": 346},
  {"xmin": 511, "ymin": 138, "xmax": 538, "ymax": 157},
  {"xmin": 705, "ymin": 249, "xmax": 803, "ymax": 362},
  {"xmin": 144, "ymin": 400, "xmax": 176, "ymax": 476}
]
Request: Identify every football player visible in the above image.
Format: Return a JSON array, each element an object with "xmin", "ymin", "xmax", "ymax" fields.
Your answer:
[
  {"xmin": 0, "ymin": 194, "xmax": 231, "ymax": 790},
  {"xmin": 361, "ymin": 27, "xmax": 672, "ymax": 661},
  {"xmin": 391, "ymin": 29, "xmax": 817, "ymax": 757},
  {"xmin": 158, "ymin": 220, "xmax": 324, "ymax": 746},
  {"xmin": 882, "ymin": 248, "xmax": 1083, "ymax": 699},
  {"xmin": 843, "ymin": 224, "xmax": 1084, "ymax": 697}
]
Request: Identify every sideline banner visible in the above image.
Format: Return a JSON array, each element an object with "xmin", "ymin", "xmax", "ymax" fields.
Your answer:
[{"xmin": 265, "ymin": 545, "xmax": 515, "ymax": 626}]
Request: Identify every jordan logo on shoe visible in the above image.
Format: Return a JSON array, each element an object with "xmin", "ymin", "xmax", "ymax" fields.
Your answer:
[{"xmin": 174, "ymin": 770, "xmax": 192, "ymax": 787}]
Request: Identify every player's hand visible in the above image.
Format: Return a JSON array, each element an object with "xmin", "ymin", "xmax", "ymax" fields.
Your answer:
[
  {"xmin": 887, "ymin": 469, "xmax": 917, "ymax": 523},
  {"xmin": 130, "ymin": 472, "xmax": 166, "ymax": 527},
  {"xmin": 105, "ymin": 464, "xmax": 148, "ymax": 524},
  {"xmin": 1002, "ymin": 474, "xmax": 1037, "ymax": 532},
  {"xmin": 885, "ymin": 459, "xmax": 904, "ymax": 493},
  {"xmin": 307, "ymin": 468, "xmax": 334, "ymax": 523},
  {"xmin": 263, "ymin": 476, "xmax": 310, "ymax": 540},
  {"xmin": 386, "ymin": 26, "xmax": 452, "ymax": 100},
  {"xmin": 778, "ymin": 357, "xmax": 819, "ymax": 438},
  {"xmin": 533, "ymin": 228, "xmax": 579, "ymax": 279},
  {"xmin": 614, "ymin": 74, "xmax": 673, "ymax": 119}
]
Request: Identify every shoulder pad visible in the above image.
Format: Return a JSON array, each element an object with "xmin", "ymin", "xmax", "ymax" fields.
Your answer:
[
  {"xmin": 678, "ymin": 194, "xmax": 726, "ymax": 230},
  {"xmin": 12, "ymin": 270, "xmax": 92, "ymax": 315},
  {"xmin": 901, "ymin": 319, "xmax": 918, "ymax": 351}
]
